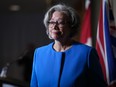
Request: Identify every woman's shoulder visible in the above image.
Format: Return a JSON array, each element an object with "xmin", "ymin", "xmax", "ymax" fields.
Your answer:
[
  {"xmin": 35, "ymin": 42, "xmax": 53, "ymax": 51},
  {"xmin": 73, "ymin": 42, "xmax": 97, "ymax": 54},
  {"xmin": 73, "ymin": 42, "xmax": 98, "ymax": 57},
  {"xmin": 73, "ymin": 42, "xmax": 93, "ymax": 49}
]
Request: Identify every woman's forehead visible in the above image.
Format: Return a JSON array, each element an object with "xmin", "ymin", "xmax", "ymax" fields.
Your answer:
[{"xmin": 50, "ymin": 11, "xmax": 68, "ymax": 20}]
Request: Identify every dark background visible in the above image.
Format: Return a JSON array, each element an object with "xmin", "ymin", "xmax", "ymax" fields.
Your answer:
[{"xmin": 0, "ymin": 0, "xmax": 100, "ymax": 85}]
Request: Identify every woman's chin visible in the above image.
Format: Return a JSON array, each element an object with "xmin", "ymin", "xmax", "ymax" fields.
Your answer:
[{"xmin": 51, "ymin": 35, "xmax": 62, "ymax": 40}]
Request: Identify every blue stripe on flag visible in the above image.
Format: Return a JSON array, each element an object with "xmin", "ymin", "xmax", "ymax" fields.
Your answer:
[{"xmin": 104, "ymin": 1, "xmax": 116, "ymax": 83}]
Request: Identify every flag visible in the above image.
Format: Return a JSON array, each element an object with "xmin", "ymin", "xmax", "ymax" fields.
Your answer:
[
  {"xmin": 80, "ymin": 0, "xmax": 92, "ymax": 46},
  {"xmin": 108, "ymin": 0, "xmax": 116, "ymax": 86},
  {"xmin": 96, "ymin": 0, "xmax": 116, "ymax": 86}
]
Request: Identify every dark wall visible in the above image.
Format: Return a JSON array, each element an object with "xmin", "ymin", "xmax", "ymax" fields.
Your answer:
[
  {"xmin": 0, "ymin": 12, "xmax": 51, "ymax": 81},
  {"xmin": 0, "ymin": 0, "xmax": 87, "ymax": 83}
]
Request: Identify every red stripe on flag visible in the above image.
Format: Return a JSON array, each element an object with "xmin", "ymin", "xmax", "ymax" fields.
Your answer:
[{"xmin": 96, "ymin": 0, "xmax": 107, "ymax": 81}]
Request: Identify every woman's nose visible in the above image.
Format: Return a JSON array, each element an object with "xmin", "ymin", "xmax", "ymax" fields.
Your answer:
[{"xmin": 53, "ymin": 23, "xmax": 59, "ymax": 29}]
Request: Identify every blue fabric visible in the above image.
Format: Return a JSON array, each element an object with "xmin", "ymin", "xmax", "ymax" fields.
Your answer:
[{"xmin": 30, "ymin": 42, "xmax": 107, "ymax": 87}]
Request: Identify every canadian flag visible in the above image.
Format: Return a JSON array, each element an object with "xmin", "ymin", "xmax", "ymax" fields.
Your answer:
[{"xmin": 80, "ymin": 0, "xmax": 92, "ymax": 46}]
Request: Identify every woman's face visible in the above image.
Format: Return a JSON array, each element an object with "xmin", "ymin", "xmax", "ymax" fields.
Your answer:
[{"xmin": 48, "ymin": 11, "xmax": 71, "ymax": 41}]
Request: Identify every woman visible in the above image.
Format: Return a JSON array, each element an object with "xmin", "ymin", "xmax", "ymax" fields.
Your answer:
[{"xmin": 30, "ymin": 4, "xmax": 107, "ymax": 87}]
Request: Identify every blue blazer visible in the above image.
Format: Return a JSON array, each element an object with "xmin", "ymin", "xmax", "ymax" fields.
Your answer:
[{"xmin": 30, "ymin": 42, "xmax": 107, "ymax": 87}]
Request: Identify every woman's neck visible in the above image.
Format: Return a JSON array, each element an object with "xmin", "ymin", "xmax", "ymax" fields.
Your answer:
[{"xmin": 53, "ymin": 39, "xmax": 74, "ymax": 52}]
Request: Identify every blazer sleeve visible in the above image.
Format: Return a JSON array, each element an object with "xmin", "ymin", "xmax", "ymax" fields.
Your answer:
[
  {"xmin": 30, "ymin": 49, "xmax": 38, "ymax": 87},
  {"xmin": 87, "ymin": 48, "xmax": 108, "ymax": 87}
]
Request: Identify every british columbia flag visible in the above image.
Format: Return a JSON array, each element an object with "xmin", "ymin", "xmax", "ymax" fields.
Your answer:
[{"xmin": 96, "ymin": 0, "xmax": 116, "ymax": 86}]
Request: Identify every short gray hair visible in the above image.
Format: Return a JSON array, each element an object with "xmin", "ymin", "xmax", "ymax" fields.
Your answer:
[{"xmin": 43, "ymin": 4, "xmax": 80, "ymax": 38}]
